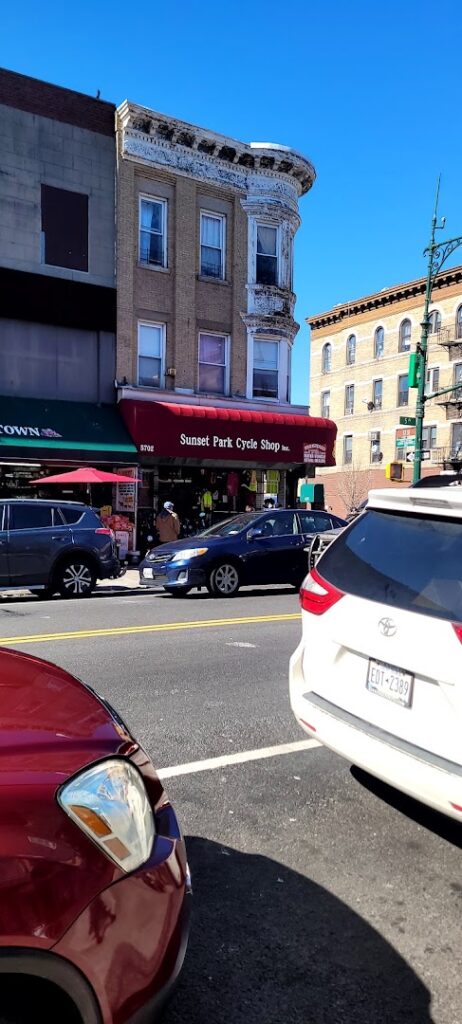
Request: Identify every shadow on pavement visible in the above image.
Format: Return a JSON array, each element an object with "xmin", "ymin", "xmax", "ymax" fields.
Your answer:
[
  {"xmin": 165, "ymin": 836, "xmax": 433, "ymax": 1024},
  {"xmin": 351, "ymin": 766, "xmax": 462, "ymax": 850}
]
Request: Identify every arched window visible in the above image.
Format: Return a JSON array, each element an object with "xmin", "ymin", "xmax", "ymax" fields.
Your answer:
[
  {"xmin": 346, "ymin": 334, "xmax": 356, "ymax": 365},
  {"xmin": 322, "ymin": 343, "xmax": 332, "ymax": 373},
  {"xmin": 456, "ymin": 304, "xmax": 462, "ymax": 340},
  {"xmin": 399, "ymin": 318, "xmax": 412, "ymax": 352},
  {"xmin": 374, "ymin": 326, "xmax": 384, "ymax": 358},
  {"xmin": 428, "ymin": 310, "xmax": 441, "ymax": 334}
]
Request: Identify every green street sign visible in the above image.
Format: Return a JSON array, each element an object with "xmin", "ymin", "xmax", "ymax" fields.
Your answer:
[
  {"xmin": 396, "ymin": 437, "xmax": 416, "ymax": 449},
  {"xmin": 399, "ymin": 416, "xmax": 416, "ymax": 426}
]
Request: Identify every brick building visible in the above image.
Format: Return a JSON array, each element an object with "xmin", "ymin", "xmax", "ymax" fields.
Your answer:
[
  {"xmin": 115, "ymin": 101, "xmax": 336, "ymax": 544},
  {"xmin": 308, "ymin": 266, "xmax": 462, "ymax": 515},
  {"xmin": 0, "ymin": 68, "xmax": 136, "ymax": 495}
]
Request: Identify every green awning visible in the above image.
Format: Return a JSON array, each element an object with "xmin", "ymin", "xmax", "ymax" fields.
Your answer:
[{"xmin": 0, "ymin": 397, "xmax": 137, "ymax": 461}]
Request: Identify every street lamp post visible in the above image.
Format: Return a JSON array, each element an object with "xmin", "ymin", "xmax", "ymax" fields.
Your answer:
[{"xmin": 411, "ymin": 179, "xmax": 462, "ymax": 484}]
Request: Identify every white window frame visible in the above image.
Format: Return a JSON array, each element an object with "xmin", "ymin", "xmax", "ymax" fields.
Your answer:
[
  {"xmin": 139, "ymin": 195, "xmax": 167, "ymax": 269},
  {"xmin": 344, "ymin": 383, "xmax": 355, "ymax": 415},
  {"xmin": 422, "ymin": 424, "xmax": 437, "ymax": 450},
  {"xmin": 343, "ymin": 434, "xmax": 353, "ymax": 465},
  {"xmin": 321, "ymin": 390, "xmax": 330, "ymax": 419},
  {"xmin": 372, "ymin": 378, "xmax": 383, "ymax": 409},
  {"xmin": 137, "ymin": 321, "xmax": 166, "ymax": 389},
  {"xmin": 255, "ymin": 222, "xmax": 280, "ymax": 287},
  {"xmin": 425, "ymin": 365, "xmax": 440, "ymax": 397},
  {"xmin": 369, "ymin": 430, "xmax": 381, "ymax": 464},
  {"xmin": 198, "ymin": 332, "xmax": 230, "ymax": 396},
  {"xmin": 199, "ymin": 211, "xmax": 226, "ymax": 280},
  {"xmin": 397, "ymin": 372, "xmax": 409, "ymax": 407}
]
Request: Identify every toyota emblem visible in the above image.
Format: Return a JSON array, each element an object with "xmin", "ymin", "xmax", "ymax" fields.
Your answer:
[{"xmin": 378, "ymin": 617, "xmax": 397, "ymax": 637}]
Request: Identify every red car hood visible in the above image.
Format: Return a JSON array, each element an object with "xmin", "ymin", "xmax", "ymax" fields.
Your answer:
[{"xmin": 0, "ymin": 647, "xmax": 134, "ymax": 780}]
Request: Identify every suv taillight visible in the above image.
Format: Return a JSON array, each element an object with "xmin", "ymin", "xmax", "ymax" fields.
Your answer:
[
  {"xmin": 95, "ymin": 528, "xmax": 113, "ymax": 537},
  {"xmin": 299, "ymin": 567, "xmax": 344, "ymax": 615},
  {"xmin": 452, "ymin": 624, "xmax": 462, "ymax": 644}
]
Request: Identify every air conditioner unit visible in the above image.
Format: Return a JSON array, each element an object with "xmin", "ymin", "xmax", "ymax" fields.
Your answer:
[{"xmin": 369, "ymin": 430, "xmax": 380, "ymax": 441}]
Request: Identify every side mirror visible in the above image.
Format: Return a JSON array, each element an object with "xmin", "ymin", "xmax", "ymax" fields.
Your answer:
[{"xmin": 247, "ymin": 526, "xmax": 264, "ymax": 540}]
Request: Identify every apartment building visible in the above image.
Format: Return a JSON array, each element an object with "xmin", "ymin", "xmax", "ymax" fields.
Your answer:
[
  {"xmin": 308, "ymin": 266, "xmax": 462, "ymax": 514},
  {"xmin": 115, "ymin": 101, "xmax": 336, "ymax": 541}
]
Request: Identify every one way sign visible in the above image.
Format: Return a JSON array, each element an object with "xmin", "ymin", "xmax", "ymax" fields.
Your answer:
[{"xmin": 406, "ymin": 450, "xmax": 431, "ymax": 463}]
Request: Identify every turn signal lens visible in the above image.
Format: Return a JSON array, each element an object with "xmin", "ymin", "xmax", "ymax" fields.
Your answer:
[
  {"xmin": 58, "ymin": 758, "xmax": 154, "ymax": 872},
  {"xmin": 299, "ymin": 567, "xmax": 344, "ymax": 615},
  {"xmin": 452, "ymin": 624, "xmax": 462, "ymax": 644}
]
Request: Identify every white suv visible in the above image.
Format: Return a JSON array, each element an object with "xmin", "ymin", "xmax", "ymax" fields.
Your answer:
[{"xmin": 290, "ymin": 488, "xmax": 462, "ymax": 821}]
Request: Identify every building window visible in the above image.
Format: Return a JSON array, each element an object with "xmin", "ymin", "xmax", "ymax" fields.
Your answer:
[
  {"xmin": 198, "ymin": 333, "xmax": 229, "ymax": 394},
  {"xmin": 397, "ymin": 373, "xmax": 409, "ymax": 406},
  {"xmin": 322, "ymin": 343, "xmax": 332, "ymax": 374},
  {"xmin": 374, "ymin": 326, "xmax": 384, "ymax": 358},
  {"xmin": 428, "ymin": 310, "xmax": 441, "ymax": 334},
  {"xmin": 422, "ymin": 425, "xmax": 437, "ymax": 450},
  {"xmin": 285, "ymin": 347, "xmax": 291, "ymax": 403},
  {"xmin": 456, "ymin": 305, "xmax": 462, "ymax": 340},
  {"xmin": 344, "ymin": 384, "xmax": 354, "ymax": 415},
  {"xmin": 452, "ymin": 422, "xmax": 462, "ymax": 458},
  {"xmin": 256, "ymin": 225, "xmax": 278, "ymax": 285},
  {"xmin": 200, "ymin": 212, "xmax": 225, "ymax": 279},
  {"xmin": 343, "ymin": 435, "xmax": 353, "ymax": 464},
  {"xmin": 138, "ymin": 322, "xmax": 165, "ymax": 388},
  {"xmin": 139, "ymin": 197, "xmax": 167, "ymax": 268},
  {"xmin": 346, "ymin": 334, "xmax": 356, "ymax": 365},
  {"xmin": 425, "ymin": 366, "xmax": 440, "ymax": 396},
  {"xmin": 41, "ymin": 185, "xmax": 88, "ymax": 272},
  {"xmin": 372, "ymin": 379, "xmax": 383, "ymax": 409},
  {"xmin": 399, "ymin": 318, "xmax": 412, "ymax": 352},
  {"xmin": 321, "ymin": 390, "xmax": 330, "ymax": 418},
  {"xmin": 453, "ymin": 362, "xmax": 462, "ymax": 399},
  {"xmin": 253, "ymin": 340, "xmax": 279, "ymax": 399},
  {"xmin": 370, "ymin": 431, "xmax": 381, "ymax": 463}
]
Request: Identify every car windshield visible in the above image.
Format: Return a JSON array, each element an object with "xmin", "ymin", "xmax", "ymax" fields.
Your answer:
[
  {"xmin": 198, "ymin": 513, "xmax": 260, "ymax": 537},
  {"xmin": 318, "ymin": 508, "xmax": 462, "ymax": 624}
]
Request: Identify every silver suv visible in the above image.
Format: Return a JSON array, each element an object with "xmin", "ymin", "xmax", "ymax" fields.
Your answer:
[{"xmin": 0, "ymin": 500, "xmax": 120, "ymax": 598}]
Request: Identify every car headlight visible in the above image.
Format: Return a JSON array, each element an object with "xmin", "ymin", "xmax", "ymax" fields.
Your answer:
[
  {"xmin": 58, "ymin": 758, "xmax": 155, "ymax": 872},
  {"xmin": 171, "ymin": 547, "xmax": 208, "ymax": 561}
]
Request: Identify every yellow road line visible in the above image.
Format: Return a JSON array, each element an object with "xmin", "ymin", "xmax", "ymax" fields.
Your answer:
[{"xmin": 0, "ymin": 612, "xmax": 300, "ymax": 647}]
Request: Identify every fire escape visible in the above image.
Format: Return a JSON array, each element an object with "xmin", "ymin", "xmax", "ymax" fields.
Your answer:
[{"xmin": 434, "ymin": 323, "xmax": 462, "ymax": 468}]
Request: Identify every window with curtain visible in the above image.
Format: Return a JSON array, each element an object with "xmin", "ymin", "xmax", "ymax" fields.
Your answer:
[
  {"xmin": 373, "ymin": 379, "xmax": 383, "ymax": 409},
  {"xmin": 374, "ymin": 326, "xmax": 384, "ymax": 358},
  {"xmin": 343, "ymin": 435, "xmax": 353, "ymax": 464},
  {"xmin": 399, "ymin": 319, "xmax": 412, "ymax": 352},
  {"xmin": 139, "ymin": 198, "xmax": 166, "ymax": 267},
  {"xmin": 321, "ymin": 390, "xmax": 330, "ymax": 418},
  {"xmin": 346, "ymin": 334, "xmax": 356, "ymax": 365},
  {"xmin": 422, "ymin": 425, "xmax": 437, "ymax": 450},
  {"xmin": 200, "ymin": 213, "xmax": 225, "ymax": 279},
  {"xmin": 425, "ymin": 366, "xmax": 440, "ymax": 396},
  {"xmin": 370, "ymin": 431, "xmax": 381, "ymax": 463},
  {"xmin": 253, "ymin": 340, "xmax": 279, "ymax": 398},
  {"xmin": 398, "ymin": 373, "xmax": 409, "ymax": 406},
  {"xmin": 344, "ymin": 384, "xmax": 355, "ymax": 414},
  {"xmin": 256, "ymin": 225, "xmax": 278, "ymax": 285},
  {"xmin": 452, "ymin": 421, "xmax": 462, "ymax": 456},
  {"xmin": 138, "ymin": 322, "xmax": 164, "ymax": 387},
  {"xmin": 198, "ymin": 333, "xmax": 228, "ymax": 393},
  {"xmin": 322, "ymin": 343, "xmax": 332, "ymax": 373},
  {"xmin": 428, "ymin": 310, "xmax": 441, "ymax": 334},
  {"xmin": 456, "ymin": 305, "xmax": 462, "ymax": 340}
]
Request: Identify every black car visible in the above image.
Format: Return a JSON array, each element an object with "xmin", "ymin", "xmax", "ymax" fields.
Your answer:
[
  {"xmin": 0, "ymin": 499, "xmax": 120, "ymax": 598},
  {"xmin": 139, "ymin": 508, "xmax": 347, "ymax": 597}
]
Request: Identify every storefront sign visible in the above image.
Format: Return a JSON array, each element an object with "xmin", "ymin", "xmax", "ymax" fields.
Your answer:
[
  {"xmin": 119, "ymin": 401, "xmax": 337, "ymax": 467},
  {"xmin": 303, "ymin": 442, "xmax": 327, "ymax": 464},
  {"xmin": 0, "ymin": 423, "xmax": 62, "ymax": 439}
]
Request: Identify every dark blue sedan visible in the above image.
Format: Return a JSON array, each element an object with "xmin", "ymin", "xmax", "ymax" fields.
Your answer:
[{"xmin": 139, "ymin": 508, "xmax": 347, "ymax": 597}]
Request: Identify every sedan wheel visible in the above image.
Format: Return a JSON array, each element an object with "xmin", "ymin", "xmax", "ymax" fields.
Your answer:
[
  {"xmin": 209, "ymin": 563, "xmax": 240, "ymax": 597},
  {"xmin": 57, "ymin": 560, "xmax": 95, "ymax": 598}
]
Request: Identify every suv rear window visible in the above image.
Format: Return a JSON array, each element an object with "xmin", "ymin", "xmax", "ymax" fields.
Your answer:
[
  {"xmin": 319, "ymin": 508, "xmax": 462, "ymax": 625},
  {"xmin": 59, "ymin": 507, "xmax": 85, "ymax": 525}
]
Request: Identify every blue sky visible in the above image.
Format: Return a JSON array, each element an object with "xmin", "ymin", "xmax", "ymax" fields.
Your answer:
[{"xmin": 3, "ymin": 0, "xmax": 462, "ymax": 405}]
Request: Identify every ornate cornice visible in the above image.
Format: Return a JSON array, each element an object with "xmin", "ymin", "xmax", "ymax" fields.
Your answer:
[{"xmin": 117, "ymin": 100, "xmax": 315, "ymax": 197}]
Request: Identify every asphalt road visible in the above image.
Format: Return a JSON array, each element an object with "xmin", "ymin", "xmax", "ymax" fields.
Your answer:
[{"xmin": 1, "ymin": 584, "xmax": 460, "ymax": 1024}]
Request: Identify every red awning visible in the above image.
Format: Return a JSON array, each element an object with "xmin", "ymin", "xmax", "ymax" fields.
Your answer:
[{"xmin": 119, "ymin": 400, "xmax": 337, "ymax": 467}]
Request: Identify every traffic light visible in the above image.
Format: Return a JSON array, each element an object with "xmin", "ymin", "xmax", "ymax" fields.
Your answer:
[
  {"xmin": 385, "ymin": 462, "xmax": 404, "ymax": 481},
  {"xmin": 408, "ymin": 352, "xmax": 423, "ymax": 388}
]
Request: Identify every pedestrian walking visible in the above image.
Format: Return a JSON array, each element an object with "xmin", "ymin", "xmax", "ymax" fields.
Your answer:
[{"xmin": 155, "ymin": 501, "xmax": 181, "ymax": 544}]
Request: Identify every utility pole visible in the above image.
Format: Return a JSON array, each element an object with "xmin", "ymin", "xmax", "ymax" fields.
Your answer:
[{"xmin": 411, "ymin": 179, "xmax": 462, "ymax": 483}]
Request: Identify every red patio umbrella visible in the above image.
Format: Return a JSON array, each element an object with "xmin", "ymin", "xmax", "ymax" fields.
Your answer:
[{"xmin": 31, "ymin": 467, "xmax": 140, "ymax": 485}]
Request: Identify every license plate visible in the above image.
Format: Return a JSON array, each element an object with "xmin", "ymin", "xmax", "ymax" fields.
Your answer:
[
  {"xmin": 143, "ymin": 568, "xmax": 153, "ymax": 579},
  {"xmin": 367, "ymin": 658, "xmax": 414, "ymax": 708}
]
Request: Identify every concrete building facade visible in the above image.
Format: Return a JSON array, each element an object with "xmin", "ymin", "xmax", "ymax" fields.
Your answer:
[{"xmin": 308, "ymin": 266, "xmax": 462, "ymax": 515}]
